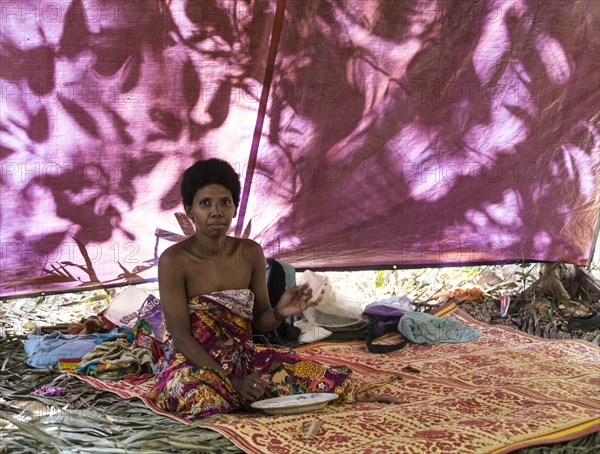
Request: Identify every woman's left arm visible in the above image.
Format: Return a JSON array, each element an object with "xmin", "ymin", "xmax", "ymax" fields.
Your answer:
[
  {"xmin": 249, "ymin": 242, "xmax": 282, "ymax": 333},
  {"xmin": 249, "ymin": 242, "xmax": 319, "ymax": 333}
]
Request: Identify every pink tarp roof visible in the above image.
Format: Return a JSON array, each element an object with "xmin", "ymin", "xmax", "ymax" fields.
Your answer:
[{"xmin": 1, "ymin": 0, "xmax": 599, "ymax": 297}]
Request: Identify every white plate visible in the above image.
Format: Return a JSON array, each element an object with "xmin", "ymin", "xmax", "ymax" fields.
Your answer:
[{"xmin": 251, "ymin": 393, "xmax": 339, "ymax": 415}]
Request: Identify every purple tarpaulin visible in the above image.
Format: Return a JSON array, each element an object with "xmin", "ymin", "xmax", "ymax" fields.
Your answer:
[{"xmin": 1, "ymin": 0, "xmax": 599, "ymax": 297}]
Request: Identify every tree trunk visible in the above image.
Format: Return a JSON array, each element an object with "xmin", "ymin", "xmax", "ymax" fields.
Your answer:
[{"xmin": 522, "ymin": 262, "xmax": 572, "ymax": 302}]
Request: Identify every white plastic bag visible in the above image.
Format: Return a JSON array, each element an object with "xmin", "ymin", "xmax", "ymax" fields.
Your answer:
[
  {"xmin": 301, "ymin": 270, "xmax": 366, "ymax": 331},
  {"xmin": 104, "ymin": 286, "xmax": 166, "ymax": 341},
  {"xmin": 294, "ymin": 318, "xmax": 332, "ymax": 343}
]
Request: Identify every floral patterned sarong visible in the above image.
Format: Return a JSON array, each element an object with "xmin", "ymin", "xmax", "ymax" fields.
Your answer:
[{"xmin": 147, "ymin": 289, "xmax": 354, "ymax": 419}]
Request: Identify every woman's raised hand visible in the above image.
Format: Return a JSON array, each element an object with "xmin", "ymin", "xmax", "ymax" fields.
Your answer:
[{"xmin": 275, "ymin": 283, "xmax": 324, "ymax": 318}]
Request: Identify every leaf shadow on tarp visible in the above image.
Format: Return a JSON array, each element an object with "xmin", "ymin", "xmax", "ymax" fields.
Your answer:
[
  {"xmin": 0, "ymin": 0, "xmax": 278, "ymax": 294},
  {"xmin": 257, "ymin": 0, "xmax": 600, "ymax": 267},
  {"xmin": 0, "ymin": 0, "xmax": 598, "ymax": 295}
]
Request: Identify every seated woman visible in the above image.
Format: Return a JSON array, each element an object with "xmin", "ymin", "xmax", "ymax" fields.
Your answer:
[{"xmin": 147, "ymin": 159, "xmax": 354, "ymax": 419}]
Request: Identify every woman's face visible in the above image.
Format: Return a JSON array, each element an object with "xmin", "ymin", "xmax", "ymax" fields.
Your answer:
[{"xmin": 187, "ymin": 184, "xmax": 237, "ymax": 237}]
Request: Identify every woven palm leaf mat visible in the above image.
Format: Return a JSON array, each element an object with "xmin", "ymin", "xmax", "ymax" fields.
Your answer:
[{"xmin": 61, "ymin": 302, "xmax": 600, "ymax": 453}]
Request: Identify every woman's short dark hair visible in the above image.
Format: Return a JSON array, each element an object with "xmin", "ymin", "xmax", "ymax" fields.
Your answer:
[{"xmin": 180, "ymin": 159, "xmax": 241, "ymax": 207}]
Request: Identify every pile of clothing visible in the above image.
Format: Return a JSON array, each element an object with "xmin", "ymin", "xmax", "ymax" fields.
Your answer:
[{"xmin": 23, "ymin": 287, "xmax": 166, "ymax": 382}]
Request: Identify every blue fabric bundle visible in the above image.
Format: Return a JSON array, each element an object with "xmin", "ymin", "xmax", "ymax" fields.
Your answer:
[
  {"xmin": 398, "ymin": 312, "xmax": 479, "ymax": 344},
  {"xmin": 23, "ymin": 329, "xmax": 129, "ymax": 369}
]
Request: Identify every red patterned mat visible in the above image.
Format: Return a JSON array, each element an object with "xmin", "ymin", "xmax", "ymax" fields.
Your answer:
[{"xmin": 68, "ymin": 303, "xmax": 600, "ymax": 453}]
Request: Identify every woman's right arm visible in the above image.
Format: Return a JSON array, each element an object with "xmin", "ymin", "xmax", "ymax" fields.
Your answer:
[{"xmin": 158, "ymin": 249, "xmax": 227, "ymax": 374}]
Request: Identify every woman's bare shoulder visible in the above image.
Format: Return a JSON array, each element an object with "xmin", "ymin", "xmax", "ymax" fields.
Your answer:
[
  {"xmin": 234, "ymin": 237, "xmax": 265, "ymax": 256},
  {"xmin": 158, "ymin": 240, "xmax": 190, "ymax": 266}
]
